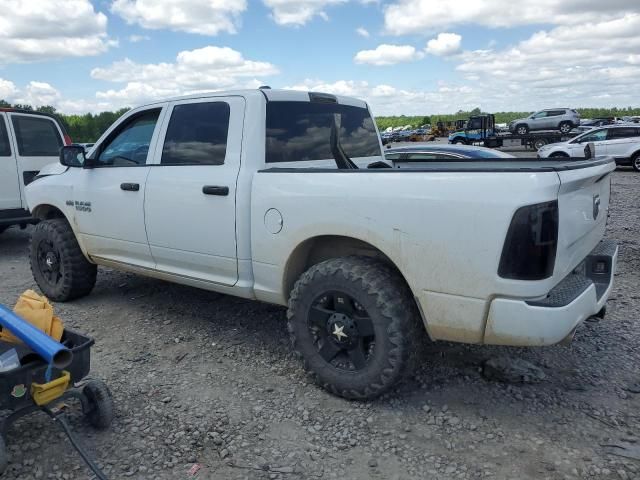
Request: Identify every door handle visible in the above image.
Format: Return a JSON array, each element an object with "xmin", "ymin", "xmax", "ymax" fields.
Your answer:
[
  {"xmin": 120, "ymin": 183, "xmax": 140, "ymax": 191},
  {"xmin": 202, "ymin": 185, "xmax": 229, "ymax": 196}
]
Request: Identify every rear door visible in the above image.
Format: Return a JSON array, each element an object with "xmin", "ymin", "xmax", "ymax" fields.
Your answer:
[
  {"xmin": 605, "ymin": 127, "xmax": 639, "ymax": 158},
  {"xmin": 7, "ymin": 113, "xmax": 64, "ymax": 206},
  {"xmin": 144, "ymin": 97, "xmax": 244, "ymax": 286},
  {"xmin": 0, "ymin": 113, "xmax": 20, "ymax": 210}
]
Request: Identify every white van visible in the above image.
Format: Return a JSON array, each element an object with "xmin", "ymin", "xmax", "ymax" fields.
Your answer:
[{"xmin": 0, "ymin": 109, "xmax": 69, "ymax": 234}]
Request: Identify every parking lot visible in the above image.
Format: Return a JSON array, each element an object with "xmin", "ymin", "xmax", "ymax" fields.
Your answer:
[{"xmin": 0, "ymin": 154, "xmax": 637, "ymax": 479}]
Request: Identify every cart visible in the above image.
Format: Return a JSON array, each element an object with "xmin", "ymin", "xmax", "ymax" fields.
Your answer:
[{"xmin": 0, "ymin": 329, "xmax": 113, "ymax": 476}]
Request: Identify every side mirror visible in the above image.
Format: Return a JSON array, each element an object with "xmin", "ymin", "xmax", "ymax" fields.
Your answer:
[{"xmin": 60, "ymin": 145, "xmax": 86, "ymax": 168}]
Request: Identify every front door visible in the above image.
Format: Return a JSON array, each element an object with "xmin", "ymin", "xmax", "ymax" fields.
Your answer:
[
  {"xmin": 0, "ymin": 114, "xmax": 20, "ymax": 210},
  {"xmin": 72, "ymin": 106, "xmax": 166, "ymax": 268},
  {"xmin": 570, "ymin": 128, "xmax": 608, "ymax": 157},
  {"xmin": 144, "ymin": 97, "xmax": 244, "ymax": 286}
]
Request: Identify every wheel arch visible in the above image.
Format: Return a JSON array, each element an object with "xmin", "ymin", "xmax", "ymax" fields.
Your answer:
[
  {"xmin": 282, "ymin": 235, "xmax": 417, "ymax": 304},
  {"xmin": 31, "ymin": 204, "xmax": 67, "ymax": 221}
]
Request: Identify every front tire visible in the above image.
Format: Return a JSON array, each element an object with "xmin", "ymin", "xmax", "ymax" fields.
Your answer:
[
  {"xmin": 29, "ymin": 219, "xmax": 97, "ymax": 302},
  {"xmin": 288, "ymin": 256, "xmax": 423, "ymax": 400},
  {"xmin": 631, "ymin": 152, "xmax": 640, "ymax": 172}
]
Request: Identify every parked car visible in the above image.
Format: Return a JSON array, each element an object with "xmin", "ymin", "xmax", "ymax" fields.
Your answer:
[
  {"xmin": 509, "ymin": 108, "xmax": 580, "ymax": 135},
  {"xmin": 384, "ymin": 144, "xmax": 515, "ymax": 165},
  {"xmin": 0, "ymin": 108, "xmax": 70, "ymax": 234},
  {"xmin": 537, "ymin": 125, "xmax": 640, "ymax": 170},
  {"xmin": 25, "ymin": 89, "xmax": 617, "ymax": 399}
]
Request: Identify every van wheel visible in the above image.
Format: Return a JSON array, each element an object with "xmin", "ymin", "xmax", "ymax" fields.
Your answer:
[
  {"xmin": 632, "ymin": 152, "xmax": 640, "ymax": 172},
  {"xmin": 559, "ymin": 122, "xmax": 572, "ymax": 134},
  {"xmin": 288, "ymin": 256, "xmax": 423, "ymax": 400},
  {"xmin": 516, "ymin": 124, "xmax": 529, "ymax": 135},
  {"xmin": 30, "ymin": 218, "xmax": 97, "ymax": 302}
]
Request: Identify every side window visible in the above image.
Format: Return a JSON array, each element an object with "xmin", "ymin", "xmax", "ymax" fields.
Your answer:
[
  {"xmin": 0, "ymin": 117, "xmax": 10, "ymax": 156},
  {"xmin": 161, "ymin": 102, "xmax": 230, "ymax": 165},
  {"xmin": 384, "ymin": 153, "xmax": 401, "ymax": 161},
  {"xmin": 11, "ymin": 115, "xmax": 62, "ymax": 156},
  {"xmin": 608, "ymin": 128, "xmax": 637, "ymax": 140},
  {"xmin": 532, "ymin": 111, "xmax": 547, "ymax": 119},
  {"xmin": 95, "ymin": 109, "xmax": 161, "ymax": 166},
  {"xmin": 548, "ymin": 110, "xmax": 565, "ymax": 117}
]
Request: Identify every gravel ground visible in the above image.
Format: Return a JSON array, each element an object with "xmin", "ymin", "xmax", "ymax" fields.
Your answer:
[{"xmin": 0, "ymin": 167, "xmax": 638, "ymax": 480}]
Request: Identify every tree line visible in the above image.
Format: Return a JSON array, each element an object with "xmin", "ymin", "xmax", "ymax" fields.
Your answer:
[{"xmin": 3, "ymin": 100, "xmax": 640, "ymax": 141}]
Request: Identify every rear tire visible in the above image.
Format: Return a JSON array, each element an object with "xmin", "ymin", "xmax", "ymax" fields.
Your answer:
[
  {"xmin": 29, "ymin": 218, "xmax": 97, "ymax": 302},
  {"xmin": 287, "ymin": 256, "xmax": 423, "ymax": 400},
  {"xmin": 516, "ymin": 124, "xmax": 529, "ymax": 135},
  {"xmin": 632, "ymin": 152, "xmax": 640, "ymax": 172},
  {"xmin": 559, "ymin": 122, "xmax": 573, "ymax": 134}
]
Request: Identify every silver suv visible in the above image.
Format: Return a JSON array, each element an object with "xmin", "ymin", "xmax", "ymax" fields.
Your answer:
[{"xmin": 509, "ymin": 108, "xmax": 580, "ymax": 135}]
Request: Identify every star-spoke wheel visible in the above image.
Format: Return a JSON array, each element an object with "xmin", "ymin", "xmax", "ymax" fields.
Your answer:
[{"xmin": 308, "ymin": 291, "xmax": 376, "ymax": 372}]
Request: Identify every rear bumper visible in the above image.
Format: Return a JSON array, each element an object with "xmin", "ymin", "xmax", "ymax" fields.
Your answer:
[{"xmin": 484, "ymin": 239, "xmax": 618, "ymax": 346}]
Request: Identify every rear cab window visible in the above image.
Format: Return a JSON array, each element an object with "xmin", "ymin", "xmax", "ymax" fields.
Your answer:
[
  {"xmin": 265, "ymin": 100, "xmax": 381, "ymax": 168},
  {"xmin": 10, "ymin": 115, "xmax": 62, "ymax": 156}
]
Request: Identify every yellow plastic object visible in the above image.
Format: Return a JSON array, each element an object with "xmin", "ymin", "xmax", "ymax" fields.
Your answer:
[
  {"xmin": 0, "ymin": 290, "xmax": 63, "ymax": 343},
  {"xmin": 31, "ymin": 371, "xmax": 71, "ymax": 406}
]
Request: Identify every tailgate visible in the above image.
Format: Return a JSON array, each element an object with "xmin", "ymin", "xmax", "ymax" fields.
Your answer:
[{"xmin": 554, "ymin": 159, "xmax": 616, "ymax": 279}]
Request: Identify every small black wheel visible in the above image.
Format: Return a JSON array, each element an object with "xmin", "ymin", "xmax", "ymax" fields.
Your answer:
[
  {"xmin": 29, "ymin": 218, "xmax": 97, "ymax": 302},
  {"xmin": 631, "ymin": 152, "xmax": 640, "ymax": 172},
  {"xmin": 0, "ymin": 436, "xmax": 8, "ymax": 475},
  {"xmin": 516, "ymin": 124, "xmax": 529, "ymax": 135},
  {"xmin": 83, "ymin": 380, "xmax": 114, "ymax": 429},
  {"xmin": 533, "ymin": 138, "xmax": 548, "ymax": 151},
  {"xmin": 559, "ymin": 122, "xmax": 572, "ymax": 134},
  {"xmin": 288, "ymin": 256, "xmax": 424, "ymax": 400},
  {"xmin": 452, "ymin": 138, "xmax": 466, "ymax": 145}
]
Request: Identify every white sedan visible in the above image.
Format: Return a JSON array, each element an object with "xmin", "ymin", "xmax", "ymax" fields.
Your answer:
[{"xmin": 537, "ymin": 125, "xmax": 640, "ymax": 171}]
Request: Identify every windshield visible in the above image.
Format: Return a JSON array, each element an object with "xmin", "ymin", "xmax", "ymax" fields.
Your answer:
[
  {"xmin": 265, "ymin": 101, "xmax": 381, "ymax": 167},
  {"xmin": 573, "ymin": 128, "xmax": 606, "ymax": 143}
]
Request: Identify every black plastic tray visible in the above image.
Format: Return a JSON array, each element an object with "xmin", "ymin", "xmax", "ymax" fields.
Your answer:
[{"xmin": 0, "ymin": 330, "xmax": 93, "ymax": 410}]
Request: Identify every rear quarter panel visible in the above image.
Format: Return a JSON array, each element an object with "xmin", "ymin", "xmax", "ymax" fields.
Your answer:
[{"xmin": 250, "ymin": 170, "xmax": 565, "ymax": 307}]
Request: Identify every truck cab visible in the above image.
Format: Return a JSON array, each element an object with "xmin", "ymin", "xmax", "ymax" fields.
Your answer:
[{"xmin": 0, "ymin": 109, "xmax": 70, "ymax": 234}]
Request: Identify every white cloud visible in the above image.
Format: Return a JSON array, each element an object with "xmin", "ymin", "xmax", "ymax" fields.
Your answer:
[
  {"xmin": 425, "ymin": 33, "xmax": 461, "ymax": 56},
  {"xmin": 384, "ymin": 0, "xmax": 639, "ymax": 35},
  {"xmin": 0, "ymin": 0, "xmax": 114, "ymax": 63},
  {"xmin": 285, "ymin": 79, "xmax": 483, "ymax": 115},
  {"xmin": 90, "ymin": 46, "xmax": 278, "ymax": 108},
  {"xmin": 356, "ymin": 27, "xmax": 370, "ymax": 38},
  {"xmin": 0, "ymin": 79, "xmax": 18, "ymax": 100},
  {"xmin": 354, "ymin": 44, "xmax": 423, "ymax": 66},
  {"xmin": 111, "ymin": 0, "xmax": 246, "ymax": 35},
  {"xmin": 263, "ymin": 0, "xmax": 347, "ymax": 26},
  {"xmin": 129, "ymin": 34, "xmax": 150, "ymax": 43},
  {"xmin": 454, "ymin": 14, "xmax": 640, "ymax": 108}
]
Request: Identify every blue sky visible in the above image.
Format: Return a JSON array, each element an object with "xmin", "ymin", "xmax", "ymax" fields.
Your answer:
[{"xmin": 0, "ymin": 0, "xmax": 638, "ymax": 115}]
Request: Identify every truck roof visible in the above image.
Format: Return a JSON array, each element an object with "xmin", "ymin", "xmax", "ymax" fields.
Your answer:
[{"xmin": 133, "ymin": 88, "xmax": 369, "ymax": 110}]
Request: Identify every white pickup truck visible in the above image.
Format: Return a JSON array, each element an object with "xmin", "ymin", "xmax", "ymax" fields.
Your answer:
[
  {"xmin": 25, "ymin": 89, "xmax": 618, "ymax": 399},
  {"xmin": 0, "ymin": 109, "xmax": 70, "ymax": 233}
]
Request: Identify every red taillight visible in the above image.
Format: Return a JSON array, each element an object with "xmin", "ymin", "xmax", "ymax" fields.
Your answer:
[{"xmin": 63, "ymin": 133, "xmax": 72, "ymax": 145}]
